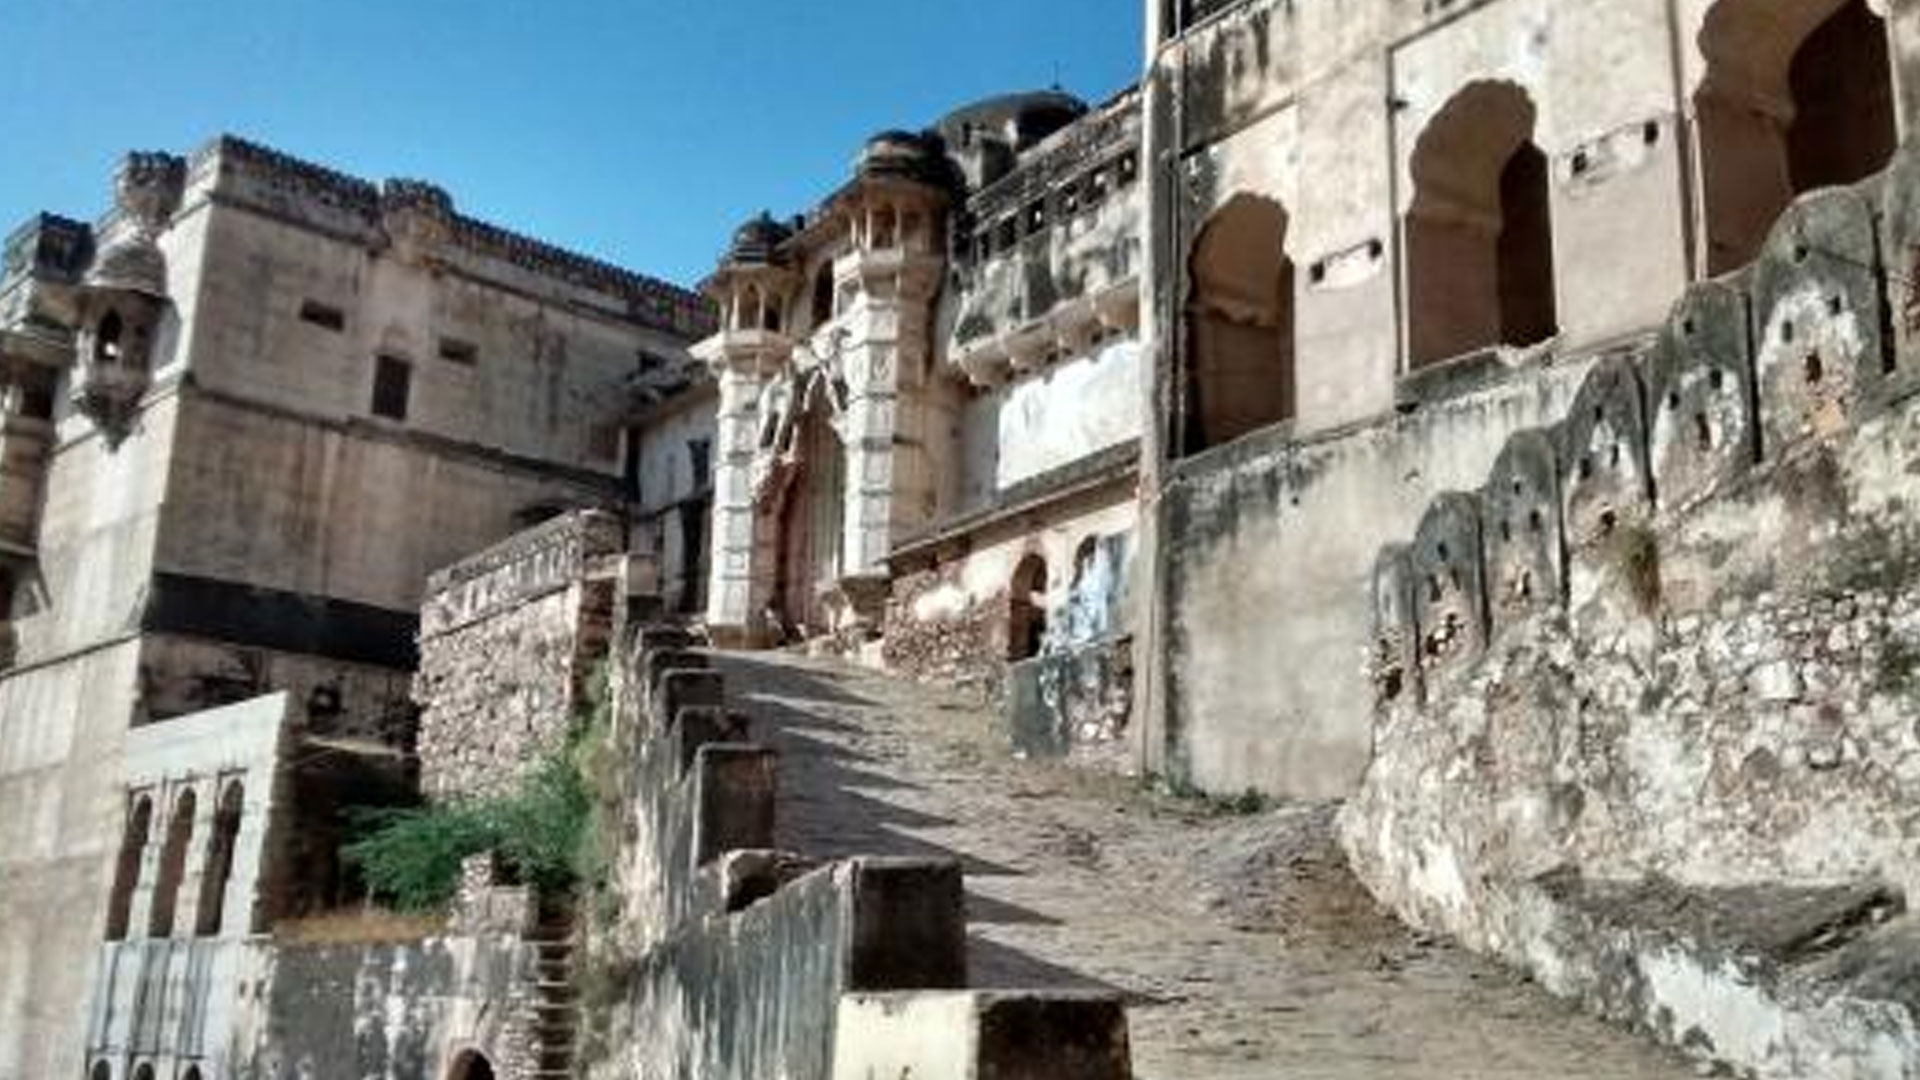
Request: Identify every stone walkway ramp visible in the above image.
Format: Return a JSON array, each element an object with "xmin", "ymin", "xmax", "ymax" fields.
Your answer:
[{"xmin": 719, "ymin": 651, "xmax": 1693, "ymax": 1080}]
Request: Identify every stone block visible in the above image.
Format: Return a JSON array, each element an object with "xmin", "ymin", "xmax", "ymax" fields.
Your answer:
[
  {"xmin": 1647, "ymin": 278, "xmax": 1757, "ymax": 520},
  {"xmin": 651, "ymin": 669, "xmax": 724, "ymax": 731},
  {"xmin": 691, "ymin": 744, "xmax": 776, "ymax": 866},
  {"xmin": 844, "ymin": 857, "xmax": 968, "ymax": 992},
  {"xmin": 669, "ymin": 705, "xmax": 751, "ymax": 773},
  {"xmin": 1750, "ymin": 186, "xmax": 1887, "ymax": 456},
  {"xmin": 1369, "ymin": 544, "xmax": 1420, "ymax": 709},
  {"xmin": 832, "ymin": 991, "xmax": 1131, "ymax": 1080},
  {"xmin": 1480, "ymin": 429, "xmax": 1563, "ymax": 637},
  {"xmin": 1557, "ymin": 353, "xmax": 1652, "ymax": 556},
  {"xmin": 1411, "ymin": 493, "xmax": 1487, "ymax": 681}
]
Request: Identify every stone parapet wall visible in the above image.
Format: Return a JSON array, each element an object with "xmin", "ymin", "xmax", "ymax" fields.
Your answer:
[
  {"xmin": 416, "ymin": 511, "xmax": 623, "ymax": 798},
  {"xmin": 580, "ymin": 613, "xmax": 1130, "ymax": 1080},
  {"xmin": 183, "ymin": 136, "xmax": 715, "ymax": 337},
  {"xmin": 1344, "ymin": 150, "xmax": 1920, "ymax": 1077}
]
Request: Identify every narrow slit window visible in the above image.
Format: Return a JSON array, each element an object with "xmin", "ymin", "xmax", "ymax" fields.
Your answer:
[{"xmin": 438, "ymin": 337, "xmax": 478, "ymax": 366}]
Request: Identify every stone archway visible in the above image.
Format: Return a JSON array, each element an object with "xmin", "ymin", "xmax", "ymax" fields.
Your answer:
[
  {"xmin": 1405, "ymin": 81, "xmax": 1558, "ymax": 369},
  {"xmin": 1185, "ymin": 193, "xmax": 1296, "ymax": 453}
]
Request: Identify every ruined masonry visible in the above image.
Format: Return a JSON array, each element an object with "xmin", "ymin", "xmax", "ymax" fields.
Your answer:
[{"xmin": 1349, "ymin": 152, "xmax": 1920, "ymax": 1077}]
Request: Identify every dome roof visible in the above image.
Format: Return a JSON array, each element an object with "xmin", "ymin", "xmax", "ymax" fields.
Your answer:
[
  {"xmin": 83, "ymin": 235, "xmax": 167, "ymax": 298},
  {"xmin": 856, "ymin": 130, "xmax": 945, "ymax": 182},
  {"xmin": 726, "ymin": 212, "xmax": 792, "ymax": 265},
  {"xmin": 935, "ymin": 90, "xmax": 1089, "ymax": 151}
]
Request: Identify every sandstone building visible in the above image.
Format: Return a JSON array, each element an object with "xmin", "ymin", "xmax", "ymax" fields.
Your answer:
[
  {"xmin": 11, "ymin": 0, "xmax": 1920, "ymax": 1074},
  {"xmin": 0, "ymin": 138, "xmax": 712, "ymax": 1079}
]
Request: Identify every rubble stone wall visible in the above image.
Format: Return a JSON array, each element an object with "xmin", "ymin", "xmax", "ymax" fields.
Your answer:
[
  {"xmin": 1344, "ymin": 154, "xmax": 1920, "ymax": 1078},
  {"xmin": 415, "ymin": 511, "xmax": 621, "ymax": 797}
]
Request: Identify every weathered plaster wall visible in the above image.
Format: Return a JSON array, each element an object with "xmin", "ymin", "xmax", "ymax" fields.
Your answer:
[
  {"xmin": 632, "ymin": 385, "xmax": 717, "ymax": 615},
  {"xmin": 957, "ymin": 340, "xmax": 1142, "ymax": 505},
  {"xmin": 1162, "ymin": 356, "xmax": 1590, "ymax": 797},
  {"xmin": 883, "ymin": 494, "xmax": 1136, "ymax": 691},
  {"xmin": 1141, "ymin": 0, "xmax": 1920, "ymax": 799},
  {"xmin": 0, "ymin": 641, "xmax": 140, "ymax": 1080}
]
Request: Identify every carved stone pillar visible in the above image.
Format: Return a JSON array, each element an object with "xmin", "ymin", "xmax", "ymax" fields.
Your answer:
[{"xmin": 705, "ymin": 361, "xmax": 770, "ymax": 644}]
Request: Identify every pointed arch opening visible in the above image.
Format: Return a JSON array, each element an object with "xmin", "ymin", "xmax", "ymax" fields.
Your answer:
[
  {"xmin": 147, "ymin": 788, "xmax": 195, "ymax": 938},
  {"xmin": 1696, "ymin": 0, "xmax": 1896, "ymax": 273},
  {"xmin": 1184, "ymin": 193, "xmax": 1296, "ymax": 454},
  {"xmin": 195, "ymin": 781, "xmax": 243, "ymax": 937},
  {"xmin": 1406, "ymin": 81, "xmax": 1558, "ymax": 369},
  {"xmin": 447, "ymin": 1050, "xmax": 495, "ymax": 1080},
  {"xmin": 105, "ymin": 794, "xmax": 152, "ymax": 941}
]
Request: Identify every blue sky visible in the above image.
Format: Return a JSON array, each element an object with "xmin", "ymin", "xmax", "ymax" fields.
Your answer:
[{"xmin": 0, "ymin": 0, "xmax": 1142, "ymax": 287}]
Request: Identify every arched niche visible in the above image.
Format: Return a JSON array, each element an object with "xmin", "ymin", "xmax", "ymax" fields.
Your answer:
[
  {"xmin": 1481, "ymin": 429, "xmax": 1565, "ymax": 637},
  {"xmin": 1184, "ymin": 192, "xmax": 1297, "ymax": 453},
  {"xmin": 1411, "ymin": 493, "xmax": 1489, "ymax": 679},
  {"xmin": 1648, "ymin": 279, "xmax": 1758, "ymax": 519}
]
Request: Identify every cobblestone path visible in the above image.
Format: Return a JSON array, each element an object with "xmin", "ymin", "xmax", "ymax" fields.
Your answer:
[{"xmin": 719, "ymin": 651, "xmax": 1694, "ymax": 1080}]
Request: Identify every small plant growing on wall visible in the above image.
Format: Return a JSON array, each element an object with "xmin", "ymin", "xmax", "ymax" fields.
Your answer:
[{"xmin": 345, "ymin": 670, "xmax": 612, "ymax": 912}]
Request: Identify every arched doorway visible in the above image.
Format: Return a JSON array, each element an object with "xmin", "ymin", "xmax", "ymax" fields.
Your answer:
[
  {"xmin": 1696, "ymin": 0, "xmax": 1896, "ymax": 273},
  {"xmin": 447, "ymin": 1049, "xmax": 495, "ymax": 1080},
  {"xmin": 1007, "ymin": 554, "xmax": 1050, "ymax": 661},
  {"xmin": 772, "ymin": 380, "xmax": 846, "ymax": 638},
  {"xmin": 1185, "ymin": 193, "xmax": 1296, "ymax": 454},
  {"xmin": 1405, "ymin": 81, "xmax": 1558, "ymax": 369}
]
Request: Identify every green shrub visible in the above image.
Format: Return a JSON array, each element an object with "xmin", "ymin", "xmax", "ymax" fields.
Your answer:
[{"xmin": 345, "ymin": 674, "xmax": 610, "ymax": 912}]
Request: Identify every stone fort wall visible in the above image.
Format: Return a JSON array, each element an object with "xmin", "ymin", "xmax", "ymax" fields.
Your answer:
[{"xmin": 1344, "ymin": 151, "xmax": 1920, "ymax": 1077}]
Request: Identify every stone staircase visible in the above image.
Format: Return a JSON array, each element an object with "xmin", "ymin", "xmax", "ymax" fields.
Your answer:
[{"xmin": 526, "ymin": 899, "xmax": 580, "ymax": 1080}]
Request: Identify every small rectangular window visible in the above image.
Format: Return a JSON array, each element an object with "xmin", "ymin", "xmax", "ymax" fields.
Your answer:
[
  {"xmin": 437, "ymin": 337, "xmax": 478, "ymax": 365},
  {"xmin": 371, "ymin": 356, "xmax": 411, "ymax": 420},
  {"xmin": 298, "ymin": 300, "xmax": 345, "ymax": 332}
]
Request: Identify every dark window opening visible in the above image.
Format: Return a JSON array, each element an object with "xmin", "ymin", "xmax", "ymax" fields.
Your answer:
[
  {"xmin": 148, "ymin": 789, "xmax": 196, "ymax": 938},
  {"xmin": 95, "ymin": 311, "xmax": 124, "ymax": 364},
  {"xmin": 1183, "ymin": 193, "xmax": 1297, "ymax": 454},
  {"xmin": 195, "ymin": 782, "xmax": 243, "ymax": 937},
  {"xmin": 371, "ymin": 356, "xmax": 411, "ymax": 421},
  {"xmin": 438, "ymin": 337, "xmax": 478, "ymax": 365},
  {"xmin": 1007, "ymin": 554, "xmax": 1050, "ymax": 661},
  {"xmin": 1697, "ymin": 0, "xmax": 1896, "ymax": 273},
  {"xmin": 17, "ymin": 367, "xmax": 54, "ymax": 420},
  {"xmin": 811, "ymin": 264, "xmax": 836, "ymax": 328},
  {"xmin": 299, "ymin": 301, "xmax": 346, "ymax": 332},
  {"xmin": 689, "ymin": 438, "xmax": 713, "ymax": 491},
  {"xmin": 104, "ymin": 795, "xmax": 152, "ymax": 941},
  {"xmin": 1406, "ymin": 81, "xmax": 1557, "ymax": 369}
]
